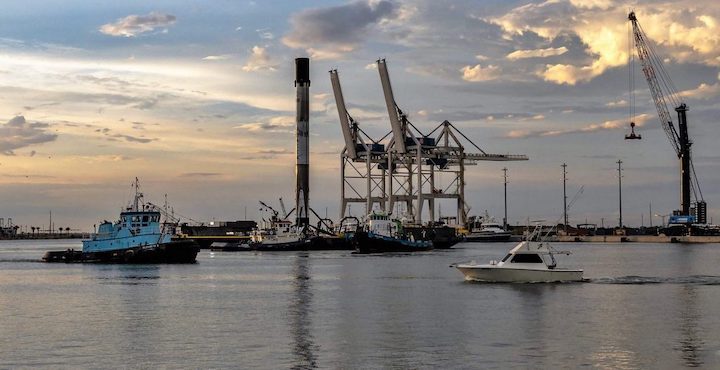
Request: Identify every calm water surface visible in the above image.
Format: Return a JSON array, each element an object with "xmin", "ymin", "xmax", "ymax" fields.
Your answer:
[{"xmin": 2, "ymin": 240, "xmax": 720, "ymax": 369}]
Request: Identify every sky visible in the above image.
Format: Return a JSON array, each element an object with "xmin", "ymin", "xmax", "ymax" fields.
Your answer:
[{"xmin": 0, "ymin": 0, "xmax": 719, "ymax": 231}]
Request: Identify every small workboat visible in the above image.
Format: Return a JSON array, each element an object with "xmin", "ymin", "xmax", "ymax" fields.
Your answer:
[
  {"xmin": 43, "ymin": 179, "xmax": 199, "ymax": 263},
  {"xmin": 464, "ymin": 213, "xmax": 512, "ymax": 242},
  {"xmin": 352, "ymin": 211, "xmax": 433, "ymax": 254},
  {"xmin": 249, "ymin": 217, "xmax": 312, "ymax": 251},
  {"xmin": 454, "ymin": 225, "xmax": 582, "ymax": 282}
]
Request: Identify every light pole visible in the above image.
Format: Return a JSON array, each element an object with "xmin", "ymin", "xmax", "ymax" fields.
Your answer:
[
  {"xmin": 562, "ymin": 163, "xmax": 568, "ymax": 229},
  {"xmin": 617, "ymin": 160, "xmax": 623, "ymax": 228},
  {"xmin": 503, "ymin": 167, "xmax": 508, "ymax": 230}
]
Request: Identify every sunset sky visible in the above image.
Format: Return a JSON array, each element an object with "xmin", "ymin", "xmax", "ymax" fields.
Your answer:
[{"xmin": 1, "ymin": 0, "xmax": 719, "ymax": 230}]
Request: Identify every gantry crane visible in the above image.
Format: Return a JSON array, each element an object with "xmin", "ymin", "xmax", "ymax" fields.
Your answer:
[
  {"xmin": 330, "ymin": 61, "xmax": 528, "ymax": 224},
  {"xmin": 628, "ymin": 11, "xmax": 706, "ymax": 224}
]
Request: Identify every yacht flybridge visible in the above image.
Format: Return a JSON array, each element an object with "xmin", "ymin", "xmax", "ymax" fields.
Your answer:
[{"xmin": 454, "ymin": 225, "xmax": 583, "ymax": 283}]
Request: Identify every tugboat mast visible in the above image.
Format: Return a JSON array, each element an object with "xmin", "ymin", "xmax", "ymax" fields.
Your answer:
[{"xmin": 133, "ymin": 177, "xmax": 143, "ymax": 212}]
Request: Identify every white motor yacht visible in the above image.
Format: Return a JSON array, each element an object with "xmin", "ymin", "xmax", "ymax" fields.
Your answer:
[{"xmin": 454, "ymin": 225, "xmax": 583, "ymax": 282}]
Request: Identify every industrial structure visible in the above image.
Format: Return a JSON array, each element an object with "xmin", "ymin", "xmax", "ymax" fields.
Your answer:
[
  {"xmin": 295, "ymin": 58, "xmax": 311, "ymax": 227},
  {"xmin": 628, "ymin": 12, "xmax": 707, "ymax": 225},
  {"xmin": 331, "ymin": 59, "xmax": 528, "ymax": 225}
]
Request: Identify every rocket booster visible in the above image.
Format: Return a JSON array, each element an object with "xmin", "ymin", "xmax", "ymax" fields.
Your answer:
[{"xmin": 295, "ymin": 58, "xmax": 310, "ymax": 226}]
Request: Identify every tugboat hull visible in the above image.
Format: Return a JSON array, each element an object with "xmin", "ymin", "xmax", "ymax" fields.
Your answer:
[
  {"xmin": 463, "ymin": 233, "xmax": 512, "ymax": 242},
  {"xmin": 43, "ymin": 240, "xmax": 200, "ymax": 264},
  {"xmin": 352, "ymin": 231, "xmax": 433, "ymax": 254},
  {"xmin": 250, "ymin": 238, "xmax": 313, "ymax": 251}
]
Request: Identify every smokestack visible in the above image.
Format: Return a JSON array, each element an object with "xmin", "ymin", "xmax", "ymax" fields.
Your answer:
[{"xmin": 295, "ymin": 57, "xmax": 310, "ymax": 227}]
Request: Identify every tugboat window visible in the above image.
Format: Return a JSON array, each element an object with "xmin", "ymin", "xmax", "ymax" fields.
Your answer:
[{"xmin": 511, "ymin": 254, "xmax": 544, "ymax": 263}]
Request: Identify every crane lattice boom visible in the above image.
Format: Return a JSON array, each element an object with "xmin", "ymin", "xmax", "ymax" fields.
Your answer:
[{"xmin": 629, "ymin": 11, "xmax": 682, "ymax": 155}]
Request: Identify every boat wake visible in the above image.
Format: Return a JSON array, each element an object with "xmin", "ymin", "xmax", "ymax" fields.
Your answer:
[{"xmin": 590, "ymin": 275, "xmax": 720, "ymax": 285}]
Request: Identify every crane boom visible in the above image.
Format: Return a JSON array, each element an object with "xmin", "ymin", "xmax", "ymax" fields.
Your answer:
[
  {"xmin": 330, "ymin": 69, "xmax": 359, "ymax": 159},
  {"xmin": 629, "ymin": 12, "xmax": 681, "ymax": 155},
  {"xmin": 628, "ymin": 11, "xmax": 701, "ymax": 219},
  {"xmin": 377, "ymin": 59, "xmax": 408, "ymax": 153}
]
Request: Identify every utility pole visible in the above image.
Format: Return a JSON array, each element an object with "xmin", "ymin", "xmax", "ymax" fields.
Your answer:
[
  {"xmin": 503, "ymin": 167, "xmax": 508, "ymax": 230},
  {"xmin": 649, "ymin": 202, "xmax": 653, "ymax": 228},
  {"xmin": 617, "ymin": 160, "xmax": 623, "ymax": 228},
  {"xmin": 562, "ymin": 163, "xmax": 568, "ymax": 229}
]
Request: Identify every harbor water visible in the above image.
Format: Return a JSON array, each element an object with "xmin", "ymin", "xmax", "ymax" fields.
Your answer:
[{"xmin": 2, "ymin": 240, "xmax": 720, "ymax": 368}]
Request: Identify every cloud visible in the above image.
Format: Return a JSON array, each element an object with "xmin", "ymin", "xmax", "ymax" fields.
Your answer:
[
  {"xmin": 489, "ymin": 0, "xmax": 720, "ymax": 85},
  {"xmin": 76, "ymin": 154, "xmax": 132, "ymax": 163},
  {"xmin": 283, "ymin": 0, "xmax": 398, "ymax": 59},
  {"xmin": 179, "ymin": 172, "xmax": 223, "ymax": 178},
  {"xmin": 242, "ymin": 46, "xmax": 278, "ymax": 72},
  {"xmin": 489, "ymin": 1, "xmax": 624, "ymax": 84},
  {"xmin": 0, "ymin": 116, "xmax": 57, "ymax": 155},
  {"xmin": 460, "ymin": 64, "xmax": 501, "ymax": 82},
  {"xmin": 257, "ymin": 148, "xmax": 291, "ymax": 155},
  {"xmin": 605, "ymin": 99, "xmax": 628, "ymax": 107},
  {"xmin": 234, "ymin": 116, "xmax": 295, "ymax": 133},
  {"xmin": 540, "ymin": 63, "xmax": 597, "ymax": 85},
  {"xmin": 111, "ymin": 133, "xmax": 156, "ymax": 143},
  {"xmin": 520, "ymin": 114, "xmax": 545, "ymax": 121},
  {"xmin": 202, "ymin": 55, "xmax": 231, "ymax": 61},
  {"xmin": 99, "ymin": 12, "xmax": 176, "ymax": 37},
  {"xmin": 679, "ymin": 82, "xmax": 720, "ymax": 99},
  {"xmin": 256, "ymin": 28, "xmax": 275, "ymax": 40},
  {"xmin": 506, "ymin": 46, "xmax": 568, "ymax": 60},
  {"xmin": 506, "ymin": 113, "xmax": 651, "ymax": 138},
  {"xmin": 569, "ymin": 0, "xmax": 614, "ymax": 10}
]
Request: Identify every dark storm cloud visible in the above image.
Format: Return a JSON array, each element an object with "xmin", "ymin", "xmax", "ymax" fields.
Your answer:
[
  {"xmin": 283, "ymin": 0, "xmax": 398, "ymax": 57},
  {"xmin": 0, "ymin": 116, "xmax": 57, "ymax": 155}
]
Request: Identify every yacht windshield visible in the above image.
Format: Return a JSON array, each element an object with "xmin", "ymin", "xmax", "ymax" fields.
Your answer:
[{"xmin": 510, "ymin": 253, "xmax": 544, "ymax": 263}]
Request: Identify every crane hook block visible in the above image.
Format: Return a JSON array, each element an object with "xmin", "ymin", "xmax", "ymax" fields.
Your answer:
[{"xmin": 625, "ymin": 121, "xmax": 642, "ymax": 140}]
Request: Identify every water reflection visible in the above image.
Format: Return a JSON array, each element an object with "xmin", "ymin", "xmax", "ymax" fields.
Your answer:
[
  {"xmin": 675, "ymin": 247, "xmax": 704, "ymax": 367},
  {"xmin": 677, "ymin": 285, "xmax": 702, "ymax": 367},
  {"xmin": 509, "ymin": 285, "xmax": 549, "ymax": 366},
  {"xmin": 290, "ymin": 253, "xmax": 318, "ymax": 369},
  {"xmin": 105, "ymin": 265, "xmax": 163, "ymax": 364}
]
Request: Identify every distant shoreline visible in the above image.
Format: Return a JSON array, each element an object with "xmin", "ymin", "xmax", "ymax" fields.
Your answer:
[{"xmin": 0, "ymin": 233, "xmax": 89, "ymax": 240}]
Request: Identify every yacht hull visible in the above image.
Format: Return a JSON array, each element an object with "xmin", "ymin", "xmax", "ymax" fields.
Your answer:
[
  {"xmin": 43, "ymin": 240, "xmax": 200, "ymax": 264},
  {"xmin": 456, "ymin": 265, "xmax": 583, "ymax": 283}
]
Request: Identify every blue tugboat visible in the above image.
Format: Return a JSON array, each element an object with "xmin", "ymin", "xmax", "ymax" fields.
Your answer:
[
  {"xmin": 352, "ymin": 211, "xmax": 433, "ymax": 254},
  {"xmin": 43, "ymin": 179, "xmax": 199, "ymax": 263}
]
